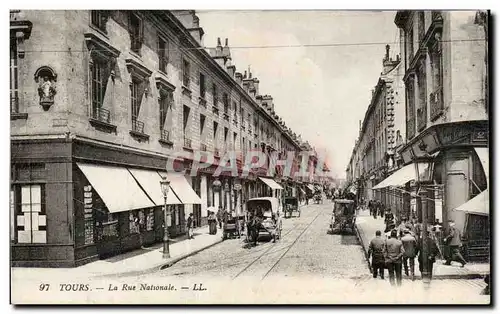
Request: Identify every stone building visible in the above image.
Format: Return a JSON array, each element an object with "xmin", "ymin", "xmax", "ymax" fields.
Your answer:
[
  {"xmin": 9, "ymin": 10, "xmax": 313, "ymax": 267},
  {"xmin": 392, "ymin": 10, "xmax": 489, "ymax": 261},
  {"xmin": 345, "ymin": 44, "xmax": 405, "ymax": 210}
]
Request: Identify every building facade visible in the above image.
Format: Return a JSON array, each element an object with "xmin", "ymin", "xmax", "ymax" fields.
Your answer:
[
  {"xmin": 345, "ymin": 45, "xmax": 405, "ymax": 211},
  {"xmin": 9, "ymin": 10, "xmax": 317, "ymax": 267},
  {"xmin": 394, "ymin": 10, "xmax": 489, "ymax": 261}
]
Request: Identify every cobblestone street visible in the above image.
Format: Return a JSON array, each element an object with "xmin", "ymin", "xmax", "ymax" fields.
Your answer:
[{"xmin": 135, "ymin": 203, "xmax": 368, "ymax": 281}]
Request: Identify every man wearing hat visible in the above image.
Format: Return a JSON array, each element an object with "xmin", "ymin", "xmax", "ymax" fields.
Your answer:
[
  {"xmin": 187, "ymin": 213, "xmax": 195, "ymax": 239},
  {"xmin": 401, "ymin": 228, "xmax": 418, "ymax": 280},
  {"xmin": 384, "ymin": 229, "xmax": 405, "ymax": 286},
  {"xmin": 444, "ymin": 220, "xmax": 467, "ymax": 267}
]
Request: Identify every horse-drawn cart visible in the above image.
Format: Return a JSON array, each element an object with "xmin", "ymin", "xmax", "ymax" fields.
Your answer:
[
  {"xmin": 284, "ymin": 196, "xmax": 300, "ymax": 218},
  {"xmin": 245, "ymin": 197, "xmax": 283, "ymax": 244},
  {"xmin": 223, "ymin": 214, "xmax": 245, "ymax": 240},
  {"xmin": 328, "ymin": 199, "xmax": 356, "ymax": 235}
]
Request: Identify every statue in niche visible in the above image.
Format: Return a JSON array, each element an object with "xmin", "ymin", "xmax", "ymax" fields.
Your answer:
[{"xmin": 35, "ymin": 66, "xmax": 57, "ymax": 111}]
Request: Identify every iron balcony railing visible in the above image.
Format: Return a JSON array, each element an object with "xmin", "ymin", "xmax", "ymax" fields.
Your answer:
[
  {"xmin": 200, "ymin": 143, "xmax": 207, "ymax": 151},
  {"xmin": 92, "ymin": 107, "xmax": 111, "ymax": 124},
  {"xmin": 223, "ymin": 112, "xmax": 229, "ymax": 121},
  {"xmin": 10, "ymin": 96, "xmax": 19, "ymax": 113},
  {"xmin": 132, "ymin": 118, "xmax": 145, "ymax": 133},
  {"xmin": 417, "ymin": 107, "xmax": 427, "ymax": 131},
  {"xmin": 212, "ymin": 106, "xmax": 219, "ymax": 115},
  {"xmin": 160, "ymin": 129, "xmax": 170, "ymax": 142},
  {"xmin": 430, "ymin": 86, "xmax": 444, "ymax": 120}
]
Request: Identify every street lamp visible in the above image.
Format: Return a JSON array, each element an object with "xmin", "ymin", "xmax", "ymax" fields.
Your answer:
[
  {"xmin": 414, "ymin": 158, "xmax": 435, "ymax": 289},
  {"xmin": 160, "ymin": 177, "xmax": 171, "ymax": 259}
]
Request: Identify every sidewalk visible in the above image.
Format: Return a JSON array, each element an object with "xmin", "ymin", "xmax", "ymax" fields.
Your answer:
[
  {"xmin": 354, "ymin": 210, "xmax": 490, "ymax": 280},
  {"xmin": 12, "ymin": 225, "xmax": 223, "ymax": 280}
]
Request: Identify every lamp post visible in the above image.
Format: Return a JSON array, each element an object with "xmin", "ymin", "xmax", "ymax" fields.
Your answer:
[
  {"xmin": 160, "ymin": 177, "xmax": 171, "ymax": 259},
  {"xmin": 414, "ymin": 158, "xmax": 435, "ymax": 289}
]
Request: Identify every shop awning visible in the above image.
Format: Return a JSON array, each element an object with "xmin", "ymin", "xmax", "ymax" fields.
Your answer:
[
  {"xmin": 372, "ymin": 162, "xmax": 431, "ymax": 190},
  {"xmin": 158, "ymin": 171, "xmax": 202, "ymax": 204},
  {"xmin": 259, "ymin": 177, "xmax": 283, "ymax": 190},
  {"xmin": 474, "ymin": 147, "xmax": 489, "ymax": 186},
  {"xmin": 453, "ymin": 189, "xmax": 489, "ymax": 216},
  {"xmin": 128, "ymin": 168, "xmax": 182, "ymax": 206},
  {"xmin": 77, "ymin": 163, "xmax": 154, "ymax": 213}
]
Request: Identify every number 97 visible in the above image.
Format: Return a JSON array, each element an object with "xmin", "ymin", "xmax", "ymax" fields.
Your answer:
[{"xmin": 39, "ymin": 284, "xmax": 50, "ymax": 291}]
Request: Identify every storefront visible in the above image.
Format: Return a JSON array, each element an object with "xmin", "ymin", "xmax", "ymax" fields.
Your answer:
[{"xmin": 11, "ymin": 138, "xmax": 202, "ymax": 267}]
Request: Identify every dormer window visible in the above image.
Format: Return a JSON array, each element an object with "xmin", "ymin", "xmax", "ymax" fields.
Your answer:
[{"xmin": 90, "ymin": 10, "xmax": 110, "ymax": 34}]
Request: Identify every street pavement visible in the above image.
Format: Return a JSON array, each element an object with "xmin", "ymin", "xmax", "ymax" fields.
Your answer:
[{"xmin": 11, "ymin": 202, "xmax": 490, "ymax": 304}]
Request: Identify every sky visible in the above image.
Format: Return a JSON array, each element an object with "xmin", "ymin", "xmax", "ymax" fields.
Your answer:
[{"xmin": 196, "ymin": 10, "xmax": 400, "ymax": 178}]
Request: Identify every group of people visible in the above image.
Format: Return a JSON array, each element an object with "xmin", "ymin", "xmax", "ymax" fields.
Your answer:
[
  {"xmin": 207, "ymin": 206, "xmax": 232, "ymax": 235},
  {"xmin": 368, "ymin": 199, "xmax": 385, "ymax": 219},
  {"xmin": 368, "ymin": 217, "xmax": 468, "ymax": 287}
]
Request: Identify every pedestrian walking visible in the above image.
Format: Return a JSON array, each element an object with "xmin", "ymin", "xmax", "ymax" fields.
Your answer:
[
  {"xmin": 208, "ymin": 211, "xmax": 217, "ymax": 235},
  {"xmin": 217, "ymin": 206, "xmax": 223, "ymax": 229},
  {"xmin": 372, "ymin": 201, "xmax": 378, "ymax": 219},
  {"xmin": 368, "ymin": 200, "xmax": 373, "ymax": 216},
  {"xmin": 379, "ymin": 201, "xmax": 385, "ymax": 218},
  {"xmin": 187, "ymin": 213, "xmax": 194, "ymax": 239},
  {"xmin": 444, "ymin": 220, "xmax": 467, "ymax": 267},
  {"xmin": 401, "ymin": 229, "xmax": 418, "ymax": 280},
  {"xmin": 417, "ymin": 230, "xmax": 440, "ymax": 279},
  {"xmin": 384, "ymin": 229, "xmax": 405, "ymax": 287},
  {"xmin": 368, "ymin": 230, "xmax": 386, "ymax": 279}
]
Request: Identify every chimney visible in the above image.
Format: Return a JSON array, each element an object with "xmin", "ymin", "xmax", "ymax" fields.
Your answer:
[
  {"xmin": 254, "ymin": 78, "xmax": 260, "ymax": 96},
  {"xmin": 222, "ymin": 38, "xmax": 231, "ymax": 60},
  {"xmin": 213, "ymin": 37, "xmax": 226, "ymax": 67},
  {"xmin": 382, "ymin": 44, "xmax": 400, "ymax": 74},
  {"xmin": 227, "ymin": 64, "xmax": 236, "ymax": 78},
  {"xmin": 235, "ymin": 72, "xmax": 243, "ymax": 85},
  {"xmin": 385, "ymin": 44, "xmax": 390, "ymax": 61}
]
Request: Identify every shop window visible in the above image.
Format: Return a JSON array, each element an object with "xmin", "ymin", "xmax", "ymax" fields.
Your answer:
[
  {"xmin": 98, "ymin": 212, "xmax": 118, "ymax": 241},
  {"xmin": 14, "ymin": 184, "xmax": 46, "ymax": 244},
  {"xmin": 146, "ymin": 209, "xmax": 154, "ymax": 231},
  {"xmin": 129, "ymin": 211, "xmax": 140, "ymax": 234},
  {"xmin": 10, "ymin": 38, "xmax": 19, "ymax": 114}
]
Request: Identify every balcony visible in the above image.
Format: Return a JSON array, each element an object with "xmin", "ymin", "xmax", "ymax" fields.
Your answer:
[
  {"xmin": 430, "ymin": 86, "xmax": 444, "ymax": 121},
  {"xmin": 223, "ymin": 112, "xmax": 229, "ymax": 121},
  {"xmin": 199, "ymin": 96, "xmax": 207, "ymax": 108},
  {"xmin": 212, "ymin": 106, "xmax": 219, "ymax": 116},
  {"xmin": 159, "ymin": 128, "xmax": 173, "ymax": 146},
  {"xmin": 183, "ymin": 137, "xmax": 193, "ymax": 151},
  {"xmin": 233, "ymin": 117, "xmax": 238, "ymax": 126},
  {"xmin": 407, "ymin": 117, "xmax": 416, "ymax": 140},
  {"xmin": 200, "ymin": 143, "xmax": 207, "ymax": 151},
  {"xmin": 417, "ymin": 107, "xmax": 427, "ymax": 132},
  {"xmin": 89, "ymin": 107, "xmax": 116, "ymax": 133},
  {"xmin": 130, "ymin": 119, "xmax": 149, "ymax": 141}
]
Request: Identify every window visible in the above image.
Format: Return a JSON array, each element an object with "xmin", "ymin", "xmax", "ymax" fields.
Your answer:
[
  {"xmin": 91, "ymin": 10, "xmax": 108, "ymax": 33},
  {"xmin": 90, "ymin": 58, "xmax": 110, "ymax": 122},
  {"xmin": 158, "ymin": 37, "xmax": 169, "ymax": 74},
  {"xmin": 406, "ymin": 76, "xmax": 416, "ymax": 140},
  {"xmin": 129, "ymin": 210, "xmax": 145, "ymax": 234},
  {"xmin": 183, "ymin": 105, "xmax": 191, "ymax": 147},
  {"xmin": 416, "ymin": 61, "xmax": 427, "ymax": 131},
  {"xmin": 10, "ymin": 38, "xmax": 18, "ymax": 113},
  {"xmin": 159, "ymin": 89, "xmax": 173, "ymax": 136},
  {"xmin": 213, "ymin": 121, "xmax": 218, "ymax": 140},
  {"xmin": 418, "ymin": 12, "xmax": 426, "ymax": 42},
  {"xmin": 429, "ymin": 34, "xmax": 444, "ymax": 120},
  {"xmin": 200, "ymin": 114, "xmax": 206, "ymax": 136},
  {"xmin": 14, "ymin": 185, "xmax": 46, "ymax": 244},
  {"xmin": 223, "ymin": 93, "xmax": 229, "ymax": 113},
  {"xmin": 97, "ymin": 212, "xmax": 118, "ymax": 241},
  {"xmin": 130, "ymin": 79, "xmax": 143, "ymax": 132},
  {"xmin": 224, "ymin": 127, "xmax": 229, "ymax": 147},
  {"xmin": 129, "ymin": 13, "xmax": 143, "ymax": 54},
  {"xmin": 146, "ymin": 209, "xmax": 154, "ymax": 231},
  {"xmin": 233, "ymin": 132, "xmax": 237, "ymax": 150},
  {"xmin": 84, "ymin": 217, "xmax": 94, "ymax": 245},
  {"xmin": 199, "ymin": 72, "xmax": 206, "ymax": 98},
  {"xmin": 182, "ymin": 59, "xmax": 191, "ymax": 88},
  {"xmin": 212, "ymin": 83, "xmax": 218, "ymax": 105}
]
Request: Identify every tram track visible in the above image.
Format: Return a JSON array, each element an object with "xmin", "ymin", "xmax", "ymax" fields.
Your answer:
[{"xmin": 232, "ymin": 208, "xmax": 323, "ymax": 281}]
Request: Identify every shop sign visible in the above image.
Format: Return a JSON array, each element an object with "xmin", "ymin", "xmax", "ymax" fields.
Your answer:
[
  {"xmin": 438, "ymin": 125, "xmax": 471, "ymax": 146},
  {"xmin": 83, "ymin": 185, "xmax": 93, "ymax": 219}
]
